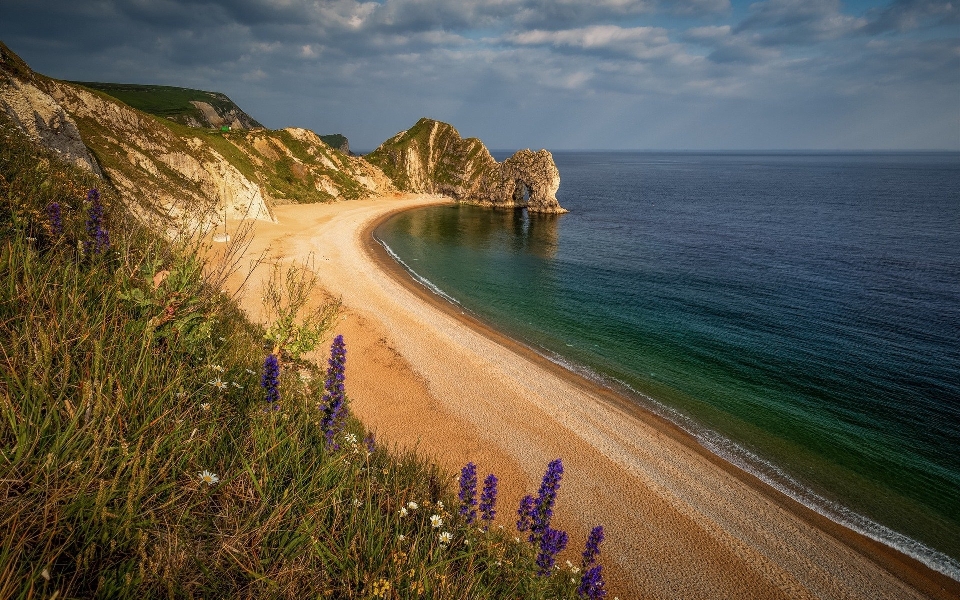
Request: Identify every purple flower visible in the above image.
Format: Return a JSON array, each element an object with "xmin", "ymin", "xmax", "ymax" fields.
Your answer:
[
  {"xmin": 85, "ymin": 188, "xmax": 109, "ymax": 254},
  {"xmin": 535, "ymin": 527, "xmax": 568, "ymax": 576},
  {"xmin": 458, "ymin": 462, "xmax": 478, "ymax": 524},
  {"xmin": 320, "ymin": 335, "xmax": 347, "ymax": 447},
  {"xmin": 577, "ymin": 565, "xmax": 607, "ymax": 599},
  {"xmin": 516, "ymin": 495, "xmax": 534, "ymax": 532},
  {"xmin": 530, "ymin": 458, "xmax": 563, "ymax": 543},
  {"xmin": 261, "ymin": 354, "xmax": 280, "ymax": 406},
  {"xmin": 582, "ymin": 525, "xmax": 604, "ymax": 569},
  {"xmin": 46, "ymin": 201, "xmax": 63, "ymax": 237},
  {"xmin": 364, "ymin": 431, "xmax": 376, "ymax": 454},
  {"xmin": 479, "ymin": 473, "xmax": 498, "ymax": 526}
]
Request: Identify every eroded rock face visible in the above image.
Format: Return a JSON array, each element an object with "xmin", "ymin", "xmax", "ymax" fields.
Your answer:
[
  {"xmin": 366, "ymin": 118, "xmax": 566, "ymax": 213},
  {"xmin": 0, "ymin": 77, "xmax": 102, "ymax": 176},
  {"xmin": 41, "ymin": 80, "xmax": 274, "ymax": 229}
]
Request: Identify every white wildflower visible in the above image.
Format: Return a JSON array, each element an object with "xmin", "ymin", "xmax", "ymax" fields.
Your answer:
[
  {"xmin": 344, "ymin": 433, "xmax": 358, "ymax": 444},
  {"xmin": 200, "ymin": 403, "xmax": 211, "ymax": 411},
  {"xmin": 210, "ymin": 364, "xmax": 224, "ymax": 373},
  {"xmin": 436, "ymin": 501, "xmax": 444, "ymax": 510},
  {"xmin": 407, "ymin": 501, "xmax": 418, "ymax": 510},
  {"xmin": 430, "ymin": 514, "xmax": 443, "ymax": 528},
  {"xmin": 231, "ymin": 381, "xmax": 242, "ymax": 388},
  {"xmin": 245, "ymin": 368, "xmax": 256, "ymax": 375},
  {"xmin": 353, "ymin": 498, "xmax": 362, "ymax": 508},
  {"xmin": 208, "ymin": 377, "xmax": 227, "ymax": 391},
  {"xmin": 198, "ymin": 470, "xmax": 219, "ymax": 485},
  {"xmin": 399, "ymin": 507, "xmax": 408, "ymax": 517},
  {"xmin": 438, "ymin": 531, "xmax": 452, "ymax": 544},
  {"xmin": 398, "ymin": 534, "xmax": 406, "ymax": 541}
]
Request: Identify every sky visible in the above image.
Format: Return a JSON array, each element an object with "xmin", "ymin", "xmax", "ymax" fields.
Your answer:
[{"xmin": 1, "ymin": 0, "xmax": 958, "ymax": 150}]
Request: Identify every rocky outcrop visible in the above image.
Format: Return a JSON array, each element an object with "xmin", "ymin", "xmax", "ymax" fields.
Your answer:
[
  {"xmin": 366, "ymin": 118, "xmax": 565, "ymax": 213},
  {"xmin": 38, "ymin": 79, "xmax": 274, "ymax": 231},
  {"xmin": 187, "ymin": 97, "xmax": 262, "ymax": 130},
  {"xmin": 0, "ymin": 42, "xmax": 400, "ymax": 237},
  {"xmin": 319, "ymin": 134, "xmax": 351, "ymax": 155},
  {"xmin": 0, "ymin": 57, "xmax": 102, "ymax": 176}
]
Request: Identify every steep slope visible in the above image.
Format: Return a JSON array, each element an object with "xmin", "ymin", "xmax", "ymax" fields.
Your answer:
[
  {"xmin": 366, "ymin": 118, "xmax": 565, "ymax": 213},
  {"xmin": 71, "ymin": 81, "xmax": 264, "ymax": 130},
  {"xmin": 0, "ymin": 42, "xmax": 394, "ymax": 235}
]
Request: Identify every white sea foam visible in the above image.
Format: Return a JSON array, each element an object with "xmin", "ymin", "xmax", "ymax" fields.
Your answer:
[
  {"xmin": 377, "ymin": 238, "xmax": 462, "ymax": 307},
  {"xmin": 378, "ymin": 233, "xmax": 960, "ymax": 582}
]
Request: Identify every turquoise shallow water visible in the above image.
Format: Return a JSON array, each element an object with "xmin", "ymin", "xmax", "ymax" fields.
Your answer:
[{"xmin": 375, "ymin": 151, "xmax": 960, "ymax": 577}]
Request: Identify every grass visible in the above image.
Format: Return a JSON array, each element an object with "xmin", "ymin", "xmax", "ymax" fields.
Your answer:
[
  {"xmin": 319, "ymin": 134, "xmax": 349, "ymax": 152},
  {"xmin": 68, "ymin": 82, "xmax": 262, "ymax": 128},
  {"xmin": 0, "ymin": 112, "xmax": 604, "ymax": 597},
  {"xmin": 365, "ymin": 118, "xmax": 498, "ymax": 195}
]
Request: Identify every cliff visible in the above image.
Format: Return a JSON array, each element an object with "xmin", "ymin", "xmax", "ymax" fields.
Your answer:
[
  {"xmin": 366, "ymin": 118, "xmax": 565, "ymax": 213},
  {"xmin": 0, "ymin": 42, "xmax": 564, "ymax": 237},
  {"xmin": 71, "ymin": 81, "xmax": 265, "ymax": 130},
  {"xmin": 0, "ymin": 42, "xmax": 394, "ymax": 235}
]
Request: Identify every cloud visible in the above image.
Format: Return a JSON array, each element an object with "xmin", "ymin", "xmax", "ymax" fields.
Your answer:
[
  {"xmin": 0, "ymin": 0, "xmax": 955, "ymax": 149},
  {"xmin": 504, "ymin": 25, "xmax": 682, "ymax": 61},
  {"xmin": 863, "ymin": 0, "xmax": 960, "ymax": 33},
  {"xmin": 735, "ymin": 0, "xmax": 867, "ymax": 44}
]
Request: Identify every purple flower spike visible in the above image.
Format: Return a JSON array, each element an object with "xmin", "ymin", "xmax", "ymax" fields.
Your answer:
[
  {"xmin": 364, "ymin": 432, "xmax": 376, "ymax": 454},
  {"xmin": 458, "ymin": 462, "xmax": 478, "ymax": 524},
  {"xmin": 582, "ymin": 525, "xmax": 604, "ymax": 569},
  {"xmin": 85, "ymin": 188, "xmax": 109, "ymax": 254},
  {"xmin": 530, "ymin": 458, "xmax": 563, "ymax": 543},
  {"xmin": 535, "ymin": 527, "xmax": 568, "ymax": 576},
  {"xmin": 517, "ymin": 495, "xmax": 534, "ymax": 532},
  {"xmin": 47, "ymin": 201, "xmax": 63, "ymax": 237},
  {"xmin": 320, "ymin": 335, "xmax": 347, "ymax": 447},
  {"xmin": 261, "ymin": 354, "xmax": 280, "ymax": 406},
  {"xmin": 577, "ymin": 565, "xmax": 607, "ymax": 599},
  {"xmin": 479, "ymin": 473, "xmax": 498, "ymax": 527}
]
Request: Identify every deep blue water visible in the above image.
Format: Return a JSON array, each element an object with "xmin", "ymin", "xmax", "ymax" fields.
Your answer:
[{"xmin": 376, "ymin": 151, "xmax": 960, "ymax": 577}]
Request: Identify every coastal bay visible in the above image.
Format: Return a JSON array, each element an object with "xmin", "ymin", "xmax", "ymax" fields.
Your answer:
[{"xmin": 222, "ymin": 194, "xmax": 958, "ymax": 599}]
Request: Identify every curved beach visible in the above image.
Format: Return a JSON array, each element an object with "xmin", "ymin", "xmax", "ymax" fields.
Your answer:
[{"xmin": 227, "ymin": 194, "xmax": 958, "ymax": 599}]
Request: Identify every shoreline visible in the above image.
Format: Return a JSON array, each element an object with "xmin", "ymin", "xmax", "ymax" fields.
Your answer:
[
  {"xmin": 227, "ymin": 195, "xmax": 959, "ymax": 599},
  {"xmin": 362, "ymin": 201, "xmax": 959, "ymax": 599}
]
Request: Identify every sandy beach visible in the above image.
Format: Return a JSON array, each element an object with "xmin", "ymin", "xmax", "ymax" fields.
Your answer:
[{"xmin": 223, "ymin": 194, "xmax": 958, "ymax": 599}]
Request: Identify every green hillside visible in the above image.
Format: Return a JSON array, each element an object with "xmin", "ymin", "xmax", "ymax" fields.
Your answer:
[{"xmin": 69, "ymin": 81, "xmax": 263, "ymax": 129}]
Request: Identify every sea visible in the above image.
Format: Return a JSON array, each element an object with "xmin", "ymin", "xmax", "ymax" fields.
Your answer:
[{"xmin": 374, "ymin": 151, "xmax": 960, "ymax": 579}]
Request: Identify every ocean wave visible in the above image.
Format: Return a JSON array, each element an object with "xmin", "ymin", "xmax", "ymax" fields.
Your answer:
[
  {"xmin": 377, "ymin": 233, "xmax": 960, "ymax": 582},
  {"xmin": 376, "ymin": 237, "xmax": 463, "ymax": 307},
  {"xmin": 538, "ymin": 348, "xmax": 960, "ymax": 582}
]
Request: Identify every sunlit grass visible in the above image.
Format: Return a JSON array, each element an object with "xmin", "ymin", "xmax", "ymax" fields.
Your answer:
[{"xmin": 0, "ymin": 112, "xmax": 609, "ymax": 598}]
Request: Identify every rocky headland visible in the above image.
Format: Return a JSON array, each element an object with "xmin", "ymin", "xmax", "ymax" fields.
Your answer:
[
  {"xmin": 366, "ymin": 118, "xmax": 565, "ymax": 213},
  {"xmin": 0, "ymin": 43, "xmax": 565, "ymax": 237}
]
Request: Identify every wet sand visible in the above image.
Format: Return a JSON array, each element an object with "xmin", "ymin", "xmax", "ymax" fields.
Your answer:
[{"xmin": 223, "ymin": 194, "xmax": 959, "ymax": 599}]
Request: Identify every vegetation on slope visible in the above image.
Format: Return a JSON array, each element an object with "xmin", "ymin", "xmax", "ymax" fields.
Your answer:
[
  {"xmin": 69, "ymin": 81, "xmax": 263, "ymax": 129},
  {"xmin": 366, "ymin": 118, "xmax": 498, "ymax": 194},
  {"xmin": 319, "ymin": 133, "xmax": 350, "ymax": 154},
  {"xmin": 0, "ymin": 110, "xmax": 607, "ymax": 597}
]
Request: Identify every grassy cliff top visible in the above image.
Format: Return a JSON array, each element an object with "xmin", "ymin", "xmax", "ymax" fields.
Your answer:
[{"xmin": 68, "ymin": 81, "xmax": 264, "ymax": 128}]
